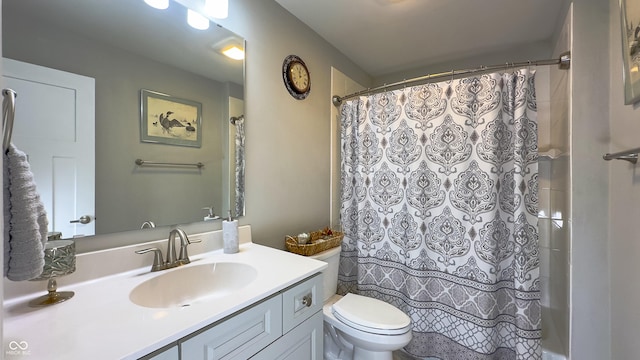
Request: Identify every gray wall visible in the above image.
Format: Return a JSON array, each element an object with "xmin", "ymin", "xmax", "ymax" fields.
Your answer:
[
  {"xmin": 205, "ymin": 0, "xmax": 371, "ymax": 249},
  {"xmin": 4, "ymin": 12, "xmax": 226, "ymax": 234},
  {"xmin": 41, "ymin": 0, "xmax": 371, "ymax": 251}
]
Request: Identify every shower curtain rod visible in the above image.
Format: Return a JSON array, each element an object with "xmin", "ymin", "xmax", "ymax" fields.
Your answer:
[{"xmin": 332, "ymin": 51, "xmax": 571, "ymax": 106}]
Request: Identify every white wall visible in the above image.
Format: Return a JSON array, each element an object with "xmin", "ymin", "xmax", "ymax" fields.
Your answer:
[
  {"xmin": 608, "ymin": 0, "xmax": 640, "ymax": 358},
  {"xmin": 537, "ymin": 8, "xmax": 572, "ymax": 353},
  {"xmin": 570, "ymin": 0, "xmax": 611, "ymax": 359},
  {"xmin": 544, "ymin": 9, "xmax": 572, "ymax": 355}
]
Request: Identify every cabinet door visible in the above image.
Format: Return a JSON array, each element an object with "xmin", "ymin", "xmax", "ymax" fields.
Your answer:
[
  {"xmin": 250, "ymin": 311, "xmax": 323, "ymax": 360},
  {"xmin": 181, "ymin": 295, "xmax": 283, "ymax": 360}
]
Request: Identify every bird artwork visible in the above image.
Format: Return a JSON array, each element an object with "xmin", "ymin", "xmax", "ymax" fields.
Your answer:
[
  {"xmin": 186, "ymin": 122, "xmax": 196, "ymax": 132},
  {"xmin": 159, "ymin": 111, "xmax": 184, "ymax": 134}
]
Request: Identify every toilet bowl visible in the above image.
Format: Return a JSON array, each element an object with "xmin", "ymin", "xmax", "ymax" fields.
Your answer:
[{"xmin": 310, "ymin": 246, "xmax": 412, "ymax": 360}]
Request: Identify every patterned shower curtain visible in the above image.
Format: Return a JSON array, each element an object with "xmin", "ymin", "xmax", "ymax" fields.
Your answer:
[
  {"xmin": 338, "ymin": 69, "xmax": 540, "ymax": 359},
  {"xmin": 233, "ymin": 115, "xmax": 245, "ymax": 217}
]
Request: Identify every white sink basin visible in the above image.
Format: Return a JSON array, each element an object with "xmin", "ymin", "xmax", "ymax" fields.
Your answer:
[{"xmin": 130, "ymin": 262, "xmax": 258, "ymax": 308}]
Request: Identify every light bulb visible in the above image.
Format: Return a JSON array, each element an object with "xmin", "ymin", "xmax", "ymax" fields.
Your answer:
[
  {"xmin": 187, "ymin": 9, "xmax": 209, "ymax": 30},
  {"xmin": 143, "ymin": 0, "xmax": 169, "ymax": 10},
  {"xmin": 222, "ymin": 46, "xmax": 244, "ymax": 60},
  {"xmin": 205, "ymin": 0, "xmax": 228, "ymax": 19}
]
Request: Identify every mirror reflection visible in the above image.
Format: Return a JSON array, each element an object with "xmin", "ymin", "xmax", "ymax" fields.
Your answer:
[{"xmin": 2, "ymin": 0, "xmax": 245, "ymax": 239}]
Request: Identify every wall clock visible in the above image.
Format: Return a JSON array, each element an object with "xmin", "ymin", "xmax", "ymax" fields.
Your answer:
[{"xmin": 282, "ymin": 55, "xmax": 310, "ymax": 100}]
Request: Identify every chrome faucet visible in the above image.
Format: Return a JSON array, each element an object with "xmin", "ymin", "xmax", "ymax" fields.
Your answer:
[
  {"xmin": 134, "ymin": 248, "xmax": 165, "ymax": 272},
  {"xmin": 169, "ymin": 229, "xmax": 200, "ymax": 265},
  {"xmin": 140, "ymin": 220, "xmax": 156, "ymax": 229},
  {"xmin": 135, "ymin": 228, "xmax": 201, "ymax": 272}
]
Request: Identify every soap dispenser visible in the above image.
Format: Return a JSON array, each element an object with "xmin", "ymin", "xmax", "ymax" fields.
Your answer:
[
  {"xmin": 222, "ymin": 211, "xmax": 239, "ymax": 254},
  {"xmin": 202, "ymin": 207, "xmax": 220, "ymax": 221}
]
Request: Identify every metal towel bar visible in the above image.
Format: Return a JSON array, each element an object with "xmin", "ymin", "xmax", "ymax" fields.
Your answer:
[
  {"xmin": 135, "ymin": 159, "xmax": 204, "ymax": 168},
  {"xmin": 603, "ymin": 147, "xmax": 640, "ymax": 164}
]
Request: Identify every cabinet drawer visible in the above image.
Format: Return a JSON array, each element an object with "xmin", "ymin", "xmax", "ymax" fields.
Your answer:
[
  {"xmin": 282, "ymin": 274, "xmax": 323, "ymax": 333},
  {"xmin": 181, "ymin": 295, "xmax": 283, "ymax": 360}
]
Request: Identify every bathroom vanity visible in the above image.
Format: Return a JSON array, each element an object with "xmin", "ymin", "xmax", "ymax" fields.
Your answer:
[
  {"xmin": 3, "ymin": 226, "xmax": 326, "ymax": 359},
  {"xmin": 146, "ymin": 274, "xmax": 324, "ymax": 360}
]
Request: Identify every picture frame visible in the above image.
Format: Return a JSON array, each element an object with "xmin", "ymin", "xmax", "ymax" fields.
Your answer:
[
  {"xmin": 620, "ymin": 0, "xmax": 640, "ymax": 104},
  {"xmin": 140, "ymin": 89, "xmax": 202, "ymax": 147}
]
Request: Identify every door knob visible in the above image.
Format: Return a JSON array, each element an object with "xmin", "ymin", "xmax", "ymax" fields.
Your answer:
[{"xmin": 70, "ymin": 215, "xmax": 93, "ymax": 224}]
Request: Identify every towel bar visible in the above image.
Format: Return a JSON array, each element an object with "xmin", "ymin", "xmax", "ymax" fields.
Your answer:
[
  {"xmin": 603, "ymin": 147, "xmax": 640, "ymax": 164},
  {"xmin": 135, "ymin": 159, "xmax": 204, "ymax": 168}
]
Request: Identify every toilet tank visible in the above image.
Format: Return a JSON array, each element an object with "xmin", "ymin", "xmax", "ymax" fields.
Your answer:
[{"xmin": 310, "ymin": 245, "xmax": 341, "ymax": 303}]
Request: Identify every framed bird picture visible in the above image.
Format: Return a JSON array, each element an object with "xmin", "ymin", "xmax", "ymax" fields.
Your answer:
[
  {"xmin": 620, "ymin": 0, "xmax": 640, "ymax": 104},
  {"xmin": 140, "ymin": 89, "xmax": 202, "ymax": 147}
]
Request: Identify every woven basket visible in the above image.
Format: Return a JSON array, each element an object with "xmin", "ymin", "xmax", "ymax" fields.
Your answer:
[{"xmin": 285, "ymin": 230, "xmax": 343, "ymax": 256}]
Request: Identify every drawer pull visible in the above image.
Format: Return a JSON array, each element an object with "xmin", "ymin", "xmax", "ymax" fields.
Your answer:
[{"xmin": 302, "ymin": 294, "xmax": 312, "ymax": 307}]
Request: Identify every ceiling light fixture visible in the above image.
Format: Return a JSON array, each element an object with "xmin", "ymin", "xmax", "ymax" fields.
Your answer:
[
  {"xmin": 222, "ymin": 46, "xmax": 244, "ymax": 60},
  {"xmin": 143, "ymin": 0, "xmax": 169, "ymax": 10},
  {"xmin": 187, "ymin": 9, "xmax": 210, "ymax": 30},
  {"xmin": 205, "ymin": 0, "xmax": 228, "ymax": 19}
]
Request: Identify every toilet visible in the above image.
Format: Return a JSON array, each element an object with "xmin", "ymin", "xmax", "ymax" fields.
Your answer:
[{"xmin": 311, "ymin": 246, "xmax": 412, "ymax": 360}]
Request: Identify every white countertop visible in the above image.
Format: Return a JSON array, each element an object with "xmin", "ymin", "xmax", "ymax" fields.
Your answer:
[{"xmin": 3, "ymin": 232, "xmax": 327, "ymax": 359}]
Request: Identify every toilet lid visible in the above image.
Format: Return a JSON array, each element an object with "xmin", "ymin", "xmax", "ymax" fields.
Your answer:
[{"xmin": 331, "ymin": 293, "xmax": 411, "ymax": 335}]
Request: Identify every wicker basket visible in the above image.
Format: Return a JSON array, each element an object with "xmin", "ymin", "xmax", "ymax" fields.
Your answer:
[{"xmin": 285, "ymin": 230, "xmax": 343, "ymax": 256}]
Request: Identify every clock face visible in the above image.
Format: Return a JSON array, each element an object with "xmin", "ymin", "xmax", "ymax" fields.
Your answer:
[
  {"xmin": 289, "ymin": 62, "xmax": 309, "ymax": 93},
  {"xmin": 282, "ymin": 55, "xmax": 310, "ymax": 100}
]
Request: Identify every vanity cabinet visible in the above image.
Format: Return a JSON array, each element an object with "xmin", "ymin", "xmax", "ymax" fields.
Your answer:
[
  {"xmin": 140, "ymin": 273, "xmax": 323, "ymax": 360},
  {"xmin": 145, "ymin": 345, "xmax": 178, "ymax": 360},
  {"xmin": 251, "ymin": 274, "xmax": 324, "ymax": 360},
  {"xmin": 182, "ymin": 295, "xmax": 283, "ymax": 359},
  {"xmin": 250, "ymin": 311, "xmax": 323, "ymax": 360}
]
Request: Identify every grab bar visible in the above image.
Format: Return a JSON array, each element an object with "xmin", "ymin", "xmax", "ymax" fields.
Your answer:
[
  {"xmin": 2, "ymin": 88, "xmax": 17, "ymax": 152},
  {"xmin": 603, "ymin": 147, "xmax": 640, "ymax": 164},
  {"xmin": 135, "ymin": 159, "xmax": 204, "ymax": 168}
]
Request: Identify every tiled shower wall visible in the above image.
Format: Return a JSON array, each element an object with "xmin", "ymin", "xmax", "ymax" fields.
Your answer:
[{"xmin": 537, "ymin": 8, "xmax": 571, "ymax": 357}]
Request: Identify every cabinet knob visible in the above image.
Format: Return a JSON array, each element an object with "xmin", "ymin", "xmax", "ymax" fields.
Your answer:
[{"xmin": 302, "ymin": 294, "xmax": 312, "ymax": 307}]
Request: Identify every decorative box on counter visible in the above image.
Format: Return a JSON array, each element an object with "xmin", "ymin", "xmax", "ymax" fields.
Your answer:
[{"xmin": 285, "ymin": 228, "xmax": 343, "ymax": 256}]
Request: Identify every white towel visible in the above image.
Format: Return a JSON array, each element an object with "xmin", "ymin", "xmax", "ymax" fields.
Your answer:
[{"xmin": 3, "ymin": 144, "xmax": 48, "ymax": 281}]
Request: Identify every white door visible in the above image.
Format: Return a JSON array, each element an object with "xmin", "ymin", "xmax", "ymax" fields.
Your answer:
[{"xmin": 2, "ymin": 58, "xmax": 95, "ymax": 238}]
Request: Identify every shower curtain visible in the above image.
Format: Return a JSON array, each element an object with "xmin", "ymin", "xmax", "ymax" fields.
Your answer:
[
  {"xmin": 338, "ymin": 69, "xmax": 540, "ymax": 359},
  {"xmin": 233, "ymin": 115, "xmax": 245, "ymax": 217}
]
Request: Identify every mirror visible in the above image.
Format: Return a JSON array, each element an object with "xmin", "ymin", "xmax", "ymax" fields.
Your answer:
[{"xmin": 2, "ymin": 0, "xmax": 245, "ymax": 238}]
